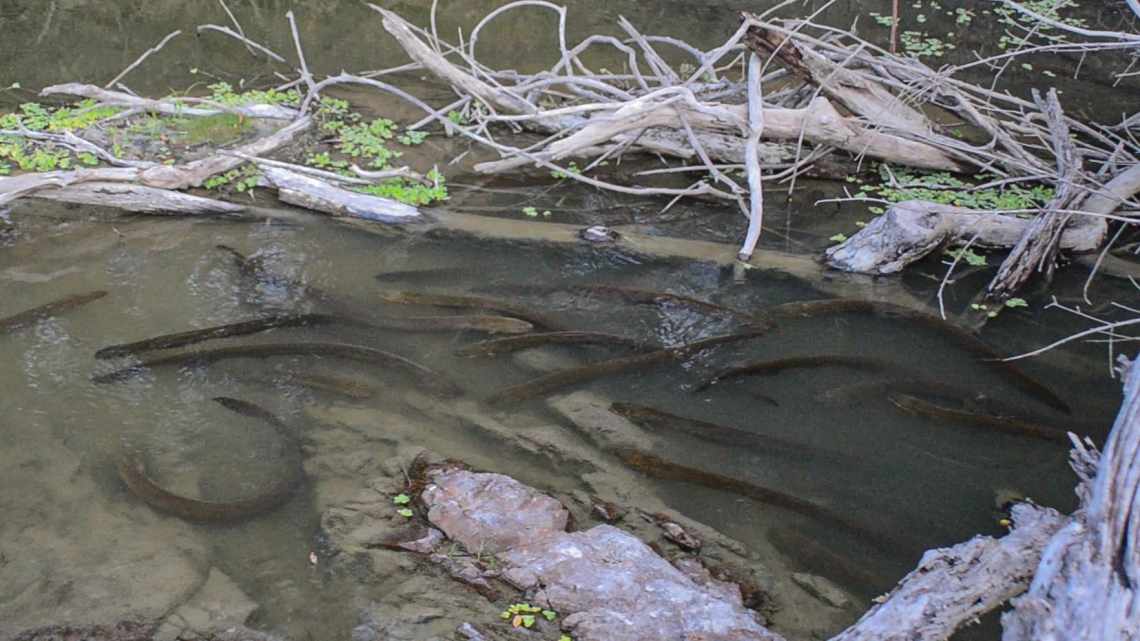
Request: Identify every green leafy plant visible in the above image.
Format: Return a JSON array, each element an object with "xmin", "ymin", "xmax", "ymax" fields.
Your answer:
[
  {"xmin": 392, "ymin": 494, "xmax": 411, "ymax": 505},
  {"xmin": 397, "ymin": 508, "xmax": 414, "ymax": 518},
  {"xmin": 1005, "ymin": 297, "xmax": 1029, "ymax": 309},
  {"xmin": 500, "ymin": 603, "xmax": 552, "ymax": 629},
  {"xmin": 356, "ymin": 169, "xmax": 448, "ymax": 206},
  {"xmin": 944, "ymin": 247, "xmax": 987, "ymax": 267},
  {"xmin": 551, "ymin": 161, "xmax": 580, "ymax": 180}
]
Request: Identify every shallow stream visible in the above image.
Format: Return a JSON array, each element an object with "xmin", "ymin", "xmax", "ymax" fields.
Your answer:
[{"xmin": 1, "ymin": 1, "xmax": 1138, "ymax": 640}]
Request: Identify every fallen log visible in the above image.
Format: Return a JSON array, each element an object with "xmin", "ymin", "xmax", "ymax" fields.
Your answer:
[
  {"xmin": 259, "ymin": 166, "xmax": 422, "ymax": 223},
  {"xmin": 824, "ymin": 200, "xmax": 1104, "ymax": 275},
  {"xmin": 1001, "ymin": 356, "xmax": 1140, "ymax": 640}
]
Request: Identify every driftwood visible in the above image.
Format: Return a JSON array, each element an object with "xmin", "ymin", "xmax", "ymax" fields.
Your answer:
[{"xmin": 1001, "ymin": 357, "xmax": 1140, "ymax": 641}]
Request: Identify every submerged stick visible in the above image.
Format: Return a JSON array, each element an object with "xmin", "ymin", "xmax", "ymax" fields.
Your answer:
[
  {"xmin": 888, "ymin": 393, "xmax": 1071, "ymax": 444},
  {"xmin": 118, "ymin": 396, "xmax": 304, "ymax": 523},
  {"xmin": 695, "ymin": 354, "xmax": 904, "ymax": 391},
  {"xmin": 618, "ymin": 448, "xmax": 898, "ymax": 552},
  {"xmin": 0, "ymin": 290, "xmax": 108, "ymax": 333},
  {"xmin": 376, "ymin": 290, "xmax": 565, "ymax": 330},
  {"xmin": 486, "ymin": 328, "xmax": 770, "ymax": 405},
  {"xmin": 96, "ymin": 312, "xmax": 532, "ymax": 359},
  {"xmin": 456, "ymin": 331, "xmax": 652, "ymax": 357},
  {"xmin": 759, "ymin": 299, "xmax": 1071, "ymax": 414},
  {"xmin": 611, "ymin": 402, "xmax": 847, "ymax": 465},
  {"xmin": 92, "ymin": 342, "xmax": 462, "ymax": 396}
]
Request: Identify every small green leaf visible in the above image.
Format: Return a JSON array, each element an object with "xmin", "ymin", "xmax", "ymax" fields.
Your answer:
[
  {"xmin": 392, "ymin": 493, "xmax": 411, "ymax": 505},
  {"xmin": 397, "ymin": 508, "xmax": 414, "ymax": 518},
  {"xmin": 829, "ymin": 233, "xmax": 848, "ymax": 243},
  {"xmin": 1004, "ymin": 298, "xmax": 1028, "ymax": 308},
  {"xmin": 522, "ymin": 206, "xmax": 539, "ymax": 218},
  {"xmin": 521, "ymin": 615, "xmax": 535, "ymax": 628},
  {"xmin": 542, "ymin": 610, "xmax": 557, "ymax": 621}
]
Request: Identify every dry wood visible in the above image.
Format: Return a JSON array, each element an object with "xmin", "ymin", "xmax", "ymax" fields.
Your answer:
[
  {"xmin": 825, "ymin": 200, "xmax": 1104, "ymax": 274},
  {"xmin": 827, "ymin": 503, "xmax": 1066, "ymax": 641},
  {"xmin": 1001, "ymin": 356, "xmax": 1140, "ymax": 641},
  {"xmin": 31, "ymin": 182, "xmax": 246, "ymax": 215},
  {"xmin": 259, "ymin": 166, "xmax": 422, "ymax": 222}
]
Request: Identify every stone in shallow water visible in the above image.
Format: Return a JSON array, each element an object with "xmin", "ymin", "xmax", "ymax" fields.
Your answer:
[
  {"xmin": 155, "ymin": 567, "xmax": 259, "ymax": 641},
  {"xmin": 422, "ymin": 468, "xmax": 569, "ymax": 554},
  {"xmin": 499, "ymin": 525, "xmax": 784, "ymax": 641}
]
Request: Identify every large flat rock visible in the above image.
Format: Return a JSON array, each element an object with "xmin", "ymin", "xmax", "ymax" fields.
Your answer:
[
  {"xmin": 499, "ymin": 524, "xmax": 783, "ymax": 641},
  {"xmin": 422, "ymin": 468, "xmax": 569, "ymax": 553}
]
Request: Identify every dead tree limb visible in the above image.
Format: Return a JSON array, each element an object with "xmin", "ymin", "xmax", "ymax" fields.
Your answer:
[
  {"xmin": 1001, "ymin": 356, "xmax": 1140, "ymax": 641},
  {"xmin": 986, "ymin": 89, "xmax": 1086, "ymax": 300}
]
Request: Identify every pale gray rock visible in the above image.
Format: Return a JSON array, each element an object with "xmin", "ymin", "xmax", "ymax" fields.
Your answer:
[
  {"xmin": 156, "ymin": 568, "xmax": 259, "ymax": 641},
  {"xmin": 422, "ymin": 469, "xmax": 569, "ymax": 553},
  {"xmin": 498, "ymin": 525, "xmax": 784, "ymax": 641}
]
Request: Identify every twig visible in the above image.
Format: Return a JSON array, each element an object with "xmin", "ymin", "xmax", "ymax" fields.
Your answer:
[
  {"xmin": 286, "ymin": 11, "xmax": 317, "ymax": 96},
  {"xmin": 738, "ymin": 52, "xmax": 765, "ymax": 260},
  {"xmin": 196, "ymin": 25, "xmax": 287, "ymax": 63},
  {"xmin": 105, "ymin": 30, "xmax": 182, "ymax": 89}
]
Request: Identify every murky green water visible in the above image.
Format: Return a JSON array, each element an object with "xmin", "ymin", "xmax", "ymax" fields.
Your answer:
[{"xmin": 1, "ymin": 1, "xmax": 1137, "ymax": 640}]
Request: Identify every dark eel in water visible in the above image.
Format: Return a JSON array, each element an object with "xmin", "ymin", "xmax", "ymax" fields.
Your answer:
[
  {"xmin": 376, "ymin": 290, "xmax": 566, "ymax": 331},
  {"xmin": 0, "ymin": 290, "xmax": 108, "ymax": 333},
  {"xmin": 757, "ymin": 299, "xmax": 1071, "ymax": 414},
  {"xmin": 694, "ymin": 354, "xmax": 908, "ymax": 392},
  {"xmin": 617, "ymin": 448, "xmax": 901, "ymax": 553},
  {"xmin": 92, "ymin": 342, "xmax": 462, "ymax": 396},
  {"xmin": 888, "ymin": 392, "xmax": 1073, "ymax": 443},
  {"xmin": 456, "ymin": 331, "xmax": 654, "ymax": 357},
  {"xmin": 610, "ymin": 402, "xmax": 850, "ymax": 466},
  {"xmin": 95, "ymin": 313, "xmax": 532, "ymax": 359},
  {"xmin": 503, "ymin": 284, "xmax": 761, "ymax": 325},
  {"xmin": 486, "ymin": 327, "xmax": 771, "ymax": 405},
  {"xmin": 117, "ymin": 397, "xmax": 304, "ymax": 523}
]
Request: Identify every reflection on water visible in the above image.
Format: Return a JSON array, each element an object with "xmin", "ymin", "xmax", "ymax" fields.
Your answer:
[{"xmin": 0, "ymin": 204, "xmax": 1122, "ymax": 639}]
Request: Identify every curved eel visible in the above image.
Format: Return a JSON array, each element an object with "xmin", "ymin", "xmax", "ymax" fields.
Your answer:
[
  {"xmin": 888, "ymin": 393, "xmax": 1072, "ymax": 443},
  {"xmin": 118, "ymin": 397, "xmax": 304, "ymax": 523},
  {"xmin": 695, "ymin": 354, "xmax": 906, "ymax": 392},
  {"xmin": 758, "ymin": 299, "xmax": 1071, "ymax": 414},
  {"xmin": 456, "ymin": 331, "xmax": 652, "ymax": 357},
  {"xmin": 96, "ymin": 313, "xmax": 532, "ymax": 358},
  {"xmin": 92, "ymin": 341, "xmax": 462, "ymax": 396}
]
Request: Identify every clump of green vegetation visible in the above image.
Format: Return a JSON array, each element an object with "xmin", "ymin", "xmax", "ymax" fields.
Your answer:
[
  {"xmin": 204, "ymin": 163, "xmax": 260, "ymax": 194},
  {"xmin": 861, "ymin": 166, "xmax": 1054, "ymax": 213},
  {"xmin": 357, "ymin": 169, "xmax": 448, "ymax": 206},
  {"xmin": 899, "ymin": 31, "xmax": 955, "ymax": 59},
  {"xmin": 308, "ymin": 96, "xmax": 447, "ymax": 206},
  {"xmin": 206, "ymin": 81, "xmax": 300, "ymax": 107},
  {"xmin": 500, "ymin": 603, "xmax": 558, "ymax": 629},
  {"xmin": 551, "ymin": 161, "xmax": 580, "ymax": 180},
  {"xmin": 0, "ymin": 100, "xmax": 122, "ymax": 172},
  {"xmin": 994, "ymin": 0, "xmax": 1086, "ymax": 50}
]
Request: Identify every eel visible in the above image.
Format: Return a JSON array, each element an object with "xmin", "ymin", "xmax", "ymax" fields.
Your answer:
[
  {"xmin": 618, "ymin": 448, "xmax": 899, "ymax": 553},
  {"xmin": 486, "ymin": 328, "xmax": 771, "ymax": 405},
  {"xmin": 0, "ymin": 290, "xmax": 108, "ymax": 333},
  {"xmin": 95, "ymin": 313, "xmax": 532, "ymax": 359},
  {"xmin": 456, "ymin": 331, "xmax": 653, "ymax": 357},
  {"xmin": 610, "ymin": 402, "xmax": 849, "ymax": 465},
  {"xmin": 694, "ymin": 354, "xmax": 906, "ymax": 392},
  {"xmin": 374, "ymin": 267, "xmax": 469, "ymax": 283},
  {"xmin": 509, "ymin": 284, "xmax": 760, "ymax": 324},
  {"xmin": 767, "ymin": 526, "xmax": 888, "ymax": 591},
  {"xmin": 117, "ymin": 396, "xmax": 304, "ymax": 523},
  {"xmin": 758, "ymin": 299, "xmax": 1071, "ymax": 414},
  {"xmin": 246, "ymin": 371, "xmax": 375, "ymax": 400},
  {"xmin": 888, "ymin": 393, "xmax": 1072, "ymax": 443},
  {"xmin": 376, "ymin": 290, "xmax": 566, "ymax": 330},
  {"xmin": 818, "ymin": 379, "xmax": 991, "ymax": 406},
  {"xmin": 92, "ymin": 341, "xmax": 462, "ymax": 396}
]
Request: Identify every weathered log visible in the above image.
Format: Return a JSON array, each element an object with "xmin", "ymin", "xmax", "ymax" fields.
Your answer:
[
  {"xmin": 1000, "ymin": 356, "xmax": 1140, "ymax": 641},
  {"xmin": 824, "ymin": 200, "xmax": 1104, "ymax": 275},
  {"xmin": 31, "ymin": 182, "xmax": 245, "ymax": 215},
  {"xmin": 827, "ymin": 503, "xmax": 1066, "ymax": 641},
  {"xmin": 259, "ymin": 166, "xmax": 422, "ymax": 223},
  {"xmin": 41, "ymin": 83, "xmax": 298, "ymax": 120}
]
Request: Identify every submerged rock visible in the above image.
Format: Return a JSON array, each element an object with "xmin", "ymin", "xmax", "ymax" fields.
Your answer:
[
  {"xmin": 155, "ymin": 568, "xmax": 260, "ymax": 641},
  {"xmin": 499, "ymin": 524, "xmax": 783, "ymax": 641},
  {"xmin": 422, "ymin": 468, "xmax": 570, "ymax": 554}
]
